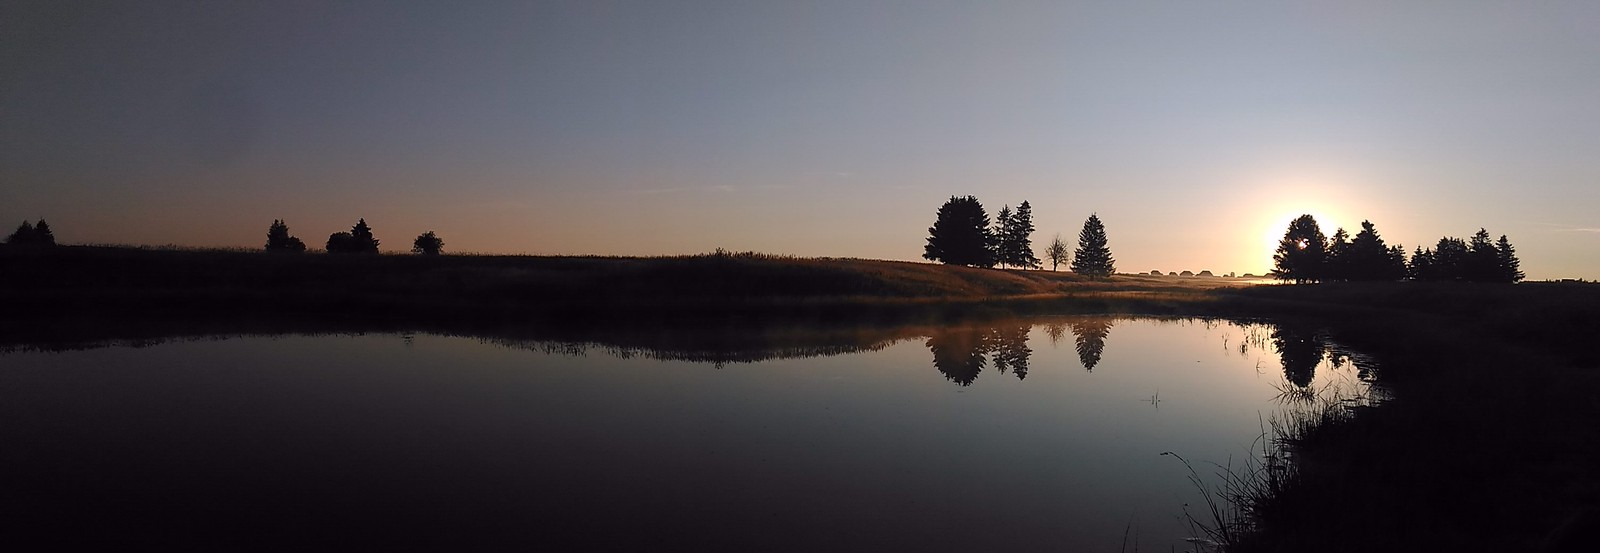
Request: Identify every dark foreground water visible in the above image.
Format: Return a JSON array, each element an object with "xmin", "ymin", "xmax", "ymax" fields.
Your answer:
[{"xmin": 1, "ymin": 317, "xmax": 1370, "ymax": 551}]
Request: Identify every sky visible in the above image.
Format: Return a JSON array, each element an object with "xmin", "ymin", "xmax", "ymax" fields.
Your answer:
[{"xmin": 3, "ymin": 1, "xmax": 1598, "ymax": 279}]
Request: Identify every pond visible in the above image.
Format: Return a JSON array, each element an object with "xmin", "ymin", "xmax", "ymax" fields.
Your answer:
[{"xmin": 0, "ymin": 317, "xmax": 1373, "ymax": 551}]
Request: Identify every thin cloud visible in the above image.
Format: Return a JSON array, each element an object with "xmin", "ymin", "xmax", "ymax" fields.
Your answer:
[
  {"xmin": 1532, "ymin": 223, "xmax": 1600, "ymax": 233},
  {"xmin": 632, "ymin": 185, "xmax": 738, "ymax": 195}
]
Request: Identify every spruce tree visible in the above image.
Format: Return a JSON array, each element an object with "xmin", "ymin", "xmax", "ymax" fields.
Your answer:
[
  {"xmin": 349, "ymin": 218, "xmax": 380, "ymax": 253},
  {"xmin": 1495, "ymin": 235, "xmax": 1524, "ymax": 283},
  {"xmin": 1346, "ymin": 220, "xmax": 1402, "ymax": 281},
  {"xmin": 1070, "ymin": 213, "xmax": 1115, "ymax": 279},
  {"xmin": 31, "ymin": 219, "xmax": 55, "ymax": 246},
  {"xmin": 1408, "ymin": 245, "xmax": 1434, "ymax": 280},
  {"xmin": 1465, "ymin": 228, "xmax": 1499, "ymax": 282},
  {"xmin": 6, "ymin": 221, "xmax": 36, "ymax": 245},
  {"xmin": 265, "ymin": 220, "xmax": 306, "ymax": 252},
  {"xmin": 1325, "ymin": 228, "xmax": 1351, "ymax": 281},
  {"xmin": 992, "ymin": 205, "xmax": 1014, "ymax": 268},
  {"xmin": 923, "ymin": 196, "xmax": 995, "ymax": 268},
  {"xmin": 1010, "ymin": 201, "xmax": 1041, "ymax": 269}
]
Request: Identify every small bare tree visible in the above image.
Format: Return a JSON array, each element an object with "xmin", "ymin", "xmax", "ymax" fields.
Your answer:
[{"xmin": 1046, "ymin": 233, "xmax": 1069, "ymax": 271}]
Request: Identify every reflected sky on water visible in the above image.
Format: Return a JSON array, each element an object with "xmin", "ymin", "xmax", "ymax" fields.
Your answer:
[{"xmin": 0, "ymin": 317, "xmax": 1371, "ymax": 551}]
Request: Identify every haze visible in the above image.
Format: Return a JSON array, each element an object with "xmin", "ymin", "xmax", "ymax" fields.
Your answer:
[{"xmin": 4, "ymin": 1, "xmax": 1597, "ymax": 279}]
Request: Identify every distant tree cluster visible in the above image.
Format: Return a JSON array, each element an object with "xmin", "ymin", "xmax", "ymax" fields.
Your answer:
[
  {"xmin": 263, "ymin": 218, "xmax": 444, "ymax": 256},
  {"xmin": 923, "ymin": 196, "xmax": 1113, "ymax": 277},
  {"xmin": 1273, "ymin": 214, "xmax": 1522, "ymax": 284},
  {"xmin": 992, "ymin": 201, "xmax": 1041, "ymax": 269},
  {"xmin": 265, "ymin": 220, "xmax": 307, "ymax": 252},
  {"xmin": 5, "ymin": 220, "xmax": 55, "ymax": 247},
  {"xmin": 1409, "ymin": 229, "xmax": 1522, "ymax": 283}
]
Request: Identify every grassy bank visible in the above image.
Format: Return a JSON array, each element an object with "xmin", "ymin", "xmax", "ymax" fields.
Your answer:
[
  {"xmin": 4, "ymin": 245, "xmax": 1598, "ymax": 551},
  {"xmin": 1209, "ymin": 282, "xmax": 1600, "ymax": 552},
  {"xmin": 0, "ymin": 245, "xmax": 1240, "ymax": 344}
]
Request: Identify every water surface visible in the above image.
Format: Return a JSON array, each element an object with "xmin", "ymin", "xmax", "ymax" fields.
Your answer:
[{"xmin": 1, "ymin": 317, "xmax": 1370, "ymax": 551}]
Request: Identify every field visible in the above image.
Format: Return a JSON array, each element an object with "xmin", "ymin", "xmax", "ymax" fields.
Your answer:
[{"xmin": 4, "ymin": 245, "xmax": 1598, "ymax": 551}]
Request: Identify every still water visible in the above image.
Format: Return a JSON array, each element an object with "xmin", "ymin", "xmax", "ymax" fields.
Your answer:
[{"xmin": 1, "ymin": 317, "xmax": 1370, "ymax": 551}]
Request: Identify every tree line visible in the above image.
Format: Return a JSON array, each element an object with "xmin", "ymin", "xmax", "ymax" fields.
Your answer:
[
  {"xmin": 922, "ymin": 196, "xmax": 1115, "ymax": 279},
  {"xmin": 266, "ymin": 218, "xmax": 443, "ymax": 255},
  {"xmin": 5, "ymin": 217, "xmax": 445, "ymax": 256},
  {"xmin": 1273, "ymin": 214, "xmax": 1523, "ymax": 284},
  {"xmin": 5, "ymin": 220, "xmax": 56, "ymax": 246}
]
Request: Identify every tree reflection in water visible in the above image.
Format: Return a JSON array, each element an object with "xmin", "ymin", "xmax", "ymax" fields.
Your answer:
[
  {"xmin": 1068, "ymin": 319, "xmax": 1113, "ymax": 372},
  {"xmin": 989, "ymin": 324, "xmax": 1033, "ymax": 380},
  {"xmin": 1271, "ymin": 325, "xmax": 1328, "ymax": 388}
]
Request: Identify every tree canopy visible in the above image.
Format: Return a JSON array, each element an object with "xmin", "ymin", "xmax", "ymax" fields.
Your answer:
[
  {"xmin": 924, "ymin": 196, "xmax": 995, "ymax": 267},
  {"xmin": 265, "ymin": 219, "xmax": 307, "ymax": 253},
  {"xmin": 1409, "ymin": 229, "xmax": 1522, "ymax": 283},
  {"xmin": 1045, "ymin": 233, "xmax": 1069, "ymax": 271},
  {"xmin": 412, "ymin": 231, "xmax": 444, "ymax": 256},
  {"xmin": 6, "ymin": 220, "xmax": 56, "ymax": 247},
  {"xmin": 1070, "ymin": 213, "xmax": 1114, "ymax": 279},
  {"xmin": 327, "ymin": 218, "xmax": 380, "ymax": 254},
  {"xmin": 1273, "ymin": 214, "xmax": 1327, "ymax": 284},
  {"xmin": 1325, "ymin": 220, "xmax": 1405, "ymax": 281}
]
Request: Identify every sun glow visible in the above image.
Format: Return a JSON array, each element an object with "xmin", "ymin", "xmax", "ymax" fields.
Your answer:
[{"xmin": 1243, "ymin": 167, "xmax": 1363, "ymax": 275}]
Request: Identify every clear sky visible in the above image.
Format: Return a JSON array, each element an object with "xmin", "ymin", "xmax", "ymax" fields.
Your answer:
[{"xmin": 4, "ymin": 1, "xmax": 1597, "ymax": 279}]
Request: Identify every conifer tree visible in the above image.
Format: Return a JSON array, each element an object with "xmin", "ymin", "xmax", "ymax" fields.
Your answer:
[
  {"xmin": 1346, "ymin": 220, "xmax": 1403, "ymax": 281},
  {"xmin": 1325, "ymin": 228, "xmax": 1351, "ymax": 281},
  {"xmin": 1009, "ymin": 201, "xmax": 1041, "ymax": 269},
  {"xmin": 923, "ymin": 196, "xmax": 995, "ymax": 268},
  {"xmin": 1465, "ymin": 228, "xmax": 1499, "ymax": 282},
  {"xmin": 350, "ymin": 218, "xmax": 380, "ymax": 253},
  {"xmin": 1495, "ymin": 235, "xmax": 1523, "ymax": 283},
  {"xmin": 6, "ymin": 221, "xmax": 36, "ymax": 245},
  {"xmin": 1070, "ymin": 213, "xmax": 1115, "ymax": 279},
  {"xmin": 992, "ymin": 204, "xmax": 1015, "ymax": 268},
  {"xmin": 265, "ymin": 219, "xmax": 307, "ymax": 252},
  {"xmin": 31, "ymin": 219, "xmax": 55, "ymax": 246}
]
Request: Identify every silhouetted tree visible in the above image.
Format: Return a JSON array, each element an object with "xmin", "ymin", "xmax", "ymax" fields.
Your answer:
[
  {"xmin": 265, "ymin": 219, "xmax": 307, "ymax": 253},
  {"xmin": 1068, "ymin": 318, "xmax": 1113, "ymax": 371},
  {"xmin": 1273, "ymin": 214, "xmax": 1327, "ymax": 284},
  {"xmin": 6, "ymin": 221, "xmax": 36, "ymax": 245},
  {"xmin": 412, "ymin": 231, "xmax": 444, "ymax": 256},
  {"xmin": 1407, "ymin": 245, "xmax": 1434, "ymax": 280},
  {"xmin": 1345, "ymin": 220, "xmax": 1406, "ymax": 281},
  {"xmin": 1007, "ymin": 201, "xmax": 1041, "ymax": 269},
  {"xmin": 6, "ymin": 220, "xmax": 56, "ymax": 246},
  {"xmin": 1324, "ymin": 227, "xmax": 1351, "ymax": 281},
  {"xmin": 1070, "ymin": 213, "xmax": 1115, "ymax": 279},
  {"xmin": 924, "ymin": 196, "xmax": 995, "ymax": 268},
  {"xmin": 1465, "ymin": 228, "xmax": 1500, "ymax": 282},
  {"xmin": 1046, "ymin": 233, "xmax": 1069, "ymax": 271},
  {"xmin": 992, "ymin": 204, "xmax": 1015, "ymax": 268},
  {"xmin": 1433, "ymin": 237, "xmax": 1469, "ymax": 281},
  {"xmin": 1410, "ymin": 231, "xmax": 1521, "ymax": 283},
  {"xmin": 328, "ymin": 218, "xmax": 380, "ymax": 254},
  {"xmin": 927, "ymin": 328, "xmax": 989, "ymax": 386},
  {"xmin": 1495, "ymin": 235, "xmax": 1523, "ymax": 283},
  {"xmin": 31, "ymin": 219, "xmax": 55, "ymax": 246},
  {"xmin": 326, "ymin": 232, "xmax": 355, "ymax": 253}
]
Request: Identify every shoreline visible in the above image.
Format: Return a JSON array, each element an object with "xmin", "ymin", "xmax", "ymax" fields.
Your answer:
[{"xmin": 5, "ymin": 245, "xmax": 1598, "ymax": 550}]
